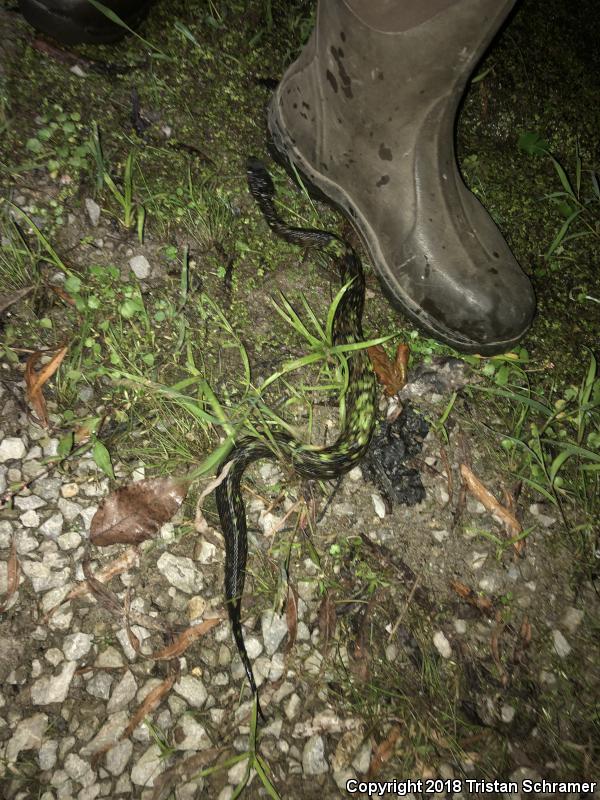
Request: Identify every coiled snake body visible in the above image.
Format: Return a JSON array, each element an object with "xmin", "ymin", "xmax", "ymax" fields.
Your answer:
[{"xmin": 216, "ymin": 159, "xmax": 376, "ymax": 715}]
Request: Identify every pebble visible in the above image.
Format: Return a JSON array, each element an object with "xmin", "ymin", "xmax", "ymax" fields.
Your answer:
[
  {"xmin": 104, "ymin": 739, "xmax": 133, "ymax": 776},
  {"xmin": 261, "ymin": 609, "xmax": 288, "ymax": 655},
  {"xmin": 31, "ymin": 660, "xmax": 77, "ymax": 704},
  {"xmin": 432, "ymin": 529, "xmax": 449, "ymax": 542},
  {"xmin": 63, "ymin": 632, "xmax": 93, "ymax": 661},
  {"xmin": 130, "ymin": 744, "xmax": 164, "ymax": 786},
  {"xmin": 95, "ymin": 646, "xmax": 124, "ymax": 669},
  {"xmin": 156, "ymin": 553, "xmax": 203, "ymax": 594},
  {"xmin": 129, "ymin": 255, "xmax": 151, "ymax": 280},
  {"xmin": 195, "ymin": 539, "xmax": 217, "ymax": 564},
  {"xmin": 552, "ymin": 629, "xmax": 571, "ymax": 657},
  {"xmin": 61, "ymin": 482, "xmax": 80, "ymax": 498},
  {"xmin": 39, "ymin": 738, "xmax": 58, "ymax": 770},
  {"xmin": 40, "ymin": 512, "xmax": 64, "ymax": 538},
  {"xmin": 348, "ymin": 466, "xmax": 362, "ymax": 481},
  {"xmin": 371, "ymin": 493, "xmax": 386, "ymax": 518},
  {"xmin": 174, "ymin": 716, "xmax": 212, "ymax": 751},
  {"xmin": 45, "ymin": 648, "xmax": 64, "ymax": 666},
  {"xmin": 433, "ymin": 631, "xmax": 452, "ymax": 659},
  {"xmin": 58, "ymin": 497, "xmax": 82, "ymax": 522},
  {"xmin": 20, "ymin": 509, "xmax": 40, "ymax": 527},
  {"xmin": 21, "ymin": 562, "xmax": 70, "ymax": 593},
  {"xmin": 107, "ymin": 670, "xmax": 137, "ymax": 713},
  {"xmin": 0, "ymin": 437, "xmax": 26, "ymax": 462},
  {"xmin": 244, "ymin": 636, "xmax": 263, "ymax": 660},
  {"xmin": 81, "ymin": 712, "xmax": 129, "ymax": 756},
  {"xmin": 302, "ymin": 735, "xmax": 328, "ymax": 775},
  {"xmin": 6, "ymin": 712, "xmax": 48, "ymax": 762},
  {"xmin": 58, "ymin": 530, "xmax": 82, "ymax": 550},
  {"xmin": 32, "ymin": 477, "xmax": 62, "ymax": 501},
  {"xmin": 64, "ymin": 752, "xmax": 95, "ymax": 786},
  {"xmin": 173, "ymin": 675, "xmax": 208, "ymax": 708},
  {"xmin": 85, "ymin": 672, "xmax": 113, "ymax": 700},
  {"xmin": 85, "ymin": 198, "xmax": 101, "ymax": 226},
  {"xmin": 187, "ymin": 596, "xmax": 207, "ymax": 621},
  {"xmin": 14, "ymin": 494, "xmax": 46, "ymax": 511},
  {"xmin": 561, "ymin": 606, "xmax": 584, "ymax": 633},
  {"xmin": 469, "ymin": 551, "xmax": 488, "ymax": 570}
]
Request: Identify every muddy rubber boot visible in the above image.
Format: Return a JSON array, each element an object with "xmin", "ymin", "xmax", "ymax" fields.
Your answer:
[
  {"xmin": 268, "ymin": 0, "xmax": 535, "ymax": 355},
  {"xmin": 19, "ymin": 0, "xmax": 152, "ymax": 44}
]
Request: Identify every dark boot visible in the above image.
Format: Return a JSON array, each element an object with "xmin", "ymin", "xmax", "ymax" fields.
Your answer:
[
  {"xmin": 19, "ymin": 0, "xmax": 152, "ymax": 44},
  {"xmin": 268, "ymin": 0, "xmax": 535, "ymax": 355}
]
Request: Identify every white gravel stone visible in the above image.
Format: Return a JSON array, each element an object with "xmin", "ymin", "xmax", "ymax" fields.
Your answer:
[
  {"xmin": 175, "ymin": 716, "xmax": 212, "ymax": 751},
  {"xmin": 107, "ymin": 670, "xmax": 137, "ymax": 713},
  {"xmin": 561, "ymin": 606, "xmax": 584, "ymax": 633},
  {"xmin": 130, "ymin": 743, "xmax": 164, "ymax": 786},
  {"xmin": 20, "ymin": 509, "xmax": 40, "ymax": 527},
  {"xmin": 0, "ymin": 437, "xmax": 26, "ymax": 462},
  {"xmin": 433, "ymin": 631, "xmax": 452, "ymax": 659},
  {"xmin": 129, "ymin": 255, "xmax": 151, "ymax": 279},
  {"xmin": 173, "ymin": 675, "xmax": 208, "ymax": 709},
  {"xmin": 21, "ymin": 562, "xmax": 70, "ymax": 593},
  {"xmin": 14, "ymin": 495, "xmax": 46, "ymax": 511},
  {"xmin": 302, "ymin": 735, "xmax": 328, "ymax": 775},
  {"xmin": 196, "ymin": 539, "xmax": 217, "ymax": 564},
  {"xmin": 40, "ymin": 512, "xmax": 64, "ymax": 539},
  {"xmin": 371, "ymin": 493, "xmax": 386, "ymax": 518},
  {"xmin": 95, "ymin": 646, "xmax": 124, "ymax": 668},
  {"xmin": 63, "ymin": 632, "xmax": 93, "ymax": 661},
  {"xmin": 64, "ymin": 752, "xmax": 95, "ymax": 786},
  {"xmin": 261, "ymin": 609, "xmax": 288, "ymax": 655},
  {"xmin": 61, "ymin": 482, "xmax": 80, "ymax": 498},
  {"xmin": 285, "ymin": 693, "xmax": 301, "ymax": 720},
  {"xmin": 86, "ymin": 672, "xmax": 113, "ymax": 700},
  {"xmin": 105, "ymin": 739, "xmax": 133, "ymax": 776},
  {"xmin": 58, "ymin": 497, "xmax": 82, "ymax": 522},
  {"xmin": 58, "ymin": 531, "xmax": 82, "ymax": 550},
  {"xmin": 0, "ymin": 520, "xmax": 12, "ymax": 548},
  {"xmin": 156, "ymin": 553, "xmax": 203, "ymax": 594},
  {"xmin": 39, "ymin": 739, "xmax": 58, "ymax": 770},
  {"xmin": 32, "ymin": 476, "xmax": 62, "ymax": 501},
  {"xmin": 501, "ymin": 704, "xmax": 516, "ymax": 723},
  {"xmin": 348, "ymin": 466, "xmax": 363, "ymax": 481},
  {"xmin": 41, "ymin": 585, "xmax": 71, "ymax": 613},
  {"xmin": 6, "ymin": 713, "xmax": 48, "ymax": 762},
  {"xmin": 31, "ymin": 661, "xmax": 77, "ymax": 705},
  {"xmin": 552, "ymin": 629, "xmax": 571, "ymax": 657},
  {"xmin": 85, "ymin": 198, "xmax": 101, "ymax": 226},
  {"xmin": 244, "ymin": 636, "xmax": 263, "ymax": 660},
  {"xmin": 81, "ymin": 712, "xmax": 129, "ymax": 756},
  {"xmin": 469, "ymin": 550, "xmax": 488, "ymax": 570}
]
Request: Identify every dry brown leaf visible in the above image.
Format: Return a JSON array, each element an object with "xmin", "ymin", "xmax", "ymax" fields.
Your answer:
[
  {"xmin": 69, "ymin": 548, "xmax": 138, "ymax": 602},
  {"xmin": 0, "ymin": 538, "xmax": 20, "ymax": 613},
  {"xmin": 149, "ymin": 618, "xmax": 221, "ymax": 661},
  {"xmin": 450, "ymin": 579, "xmax": 494, "ymax": 615},
  {"xmin": 25, "ymin": 346, "xmax": 68, "ymax": 427},
  {"xmin": 459, "ymin": 464, "xmax": 523, "ymax": 554},
  {"xmin": 285, "ymin": 584, "xmax": 299, "ymax": 654},
  {"xmin": 151, "ymin": 748, "xmax": 225, "ymax": 800},
  {"xmin": 318, "ymin": 592, "xmax": 337, "ymax": 649},
  {"xmin": 368, "ymin": 343, "xmax": 410, "ymax": 396},
  {"xmin": 367, "ymin": 725, "xmax": 402, "ymax": 778},
  {"xmin": 82, "ymin": 557, "xmax": 124, "ymax": 618},
  {"xmin": 122, "ymin": 672, "xmax": 177, "ymax": 740},
  {"xmin": 91, "ymin": 478, "xmax": 189, "ymax": 546}
]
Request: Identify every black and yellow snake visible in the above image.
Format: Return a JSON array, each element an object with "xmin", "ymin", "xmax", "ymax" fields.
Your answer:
[{"xmin": 216, "ymin": 159, "xmax": 376, "ymax": 716}]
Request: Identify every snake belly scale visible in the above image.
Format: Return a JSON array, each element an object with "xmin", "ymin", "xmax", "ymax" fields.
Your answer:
[{"xmin": 215, "ymin": 159, "xmax": 376, "ymax": 716}]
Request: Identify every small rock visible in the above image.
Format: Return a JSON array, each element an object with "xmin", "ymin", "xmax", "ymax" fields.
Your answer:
[
  {"xmin": 40, "ymin": 513, "xmax": 64, "ymax": 539},
  {"xmin": 95, "ymin": 646, "xmax": 124, "ymax": 669},
  {"xmin": 433, "ymin": 631, "xmax": 452, "ymax": 659},
  {"xmin": 174, "ymin": 716, "xmax": 212, "ymax": 751},
  {"xmin": 195, "ymin": 539, "xmax": 217, "ymax": 564},
  {"xmin": 86, "ymin": 672, "xmax": 113, "ymax": 700},
  {"xmin": 187, "ymin": 596, "xmax": 207, "ymax": 621},
  {"xmin": 130, "ymin": 744, "xmax": 164, "ymax": 786},
  {"xmin": 261, "ymin": 610, "xmax": 288, "ymax": 655},
  {"xmin": 63, "ymin": 632, "xmax": 93, "ymax": 661},
  {"xmin": 6, "ymin": 713, "xmax": 48, "ymax": 762},
  {"xmin": 0, "ymin": 437, "xmax": 26, "ymax": 462},
  {"xmin": 14, "ymin": 495, "xmax": 46, "ymax": 511},
  {"xmin": 129, "ymin": 255, "xmax": 151, "ymax": 280},
  {"xmin": 20, "ymin": 509, "xmax": 40, "ymax": 527},
  {"xmin": 61, "ymin": 482, "xmax": 80, "ymax": 498},
  {"xmin": 21, "ymin": 561, "xmax": 70, "ymax": 593},
  {"xmin": 501, "ymin": 704, "xmax": 516, "ymax": 723},
  {"xmin": 528, "ymin": 503, "xmax": 556, "ymax": 528},
  {"xmin": 552, "ymin": 629, "xmax": 571, "ymax": 658},
  {"xmin": 469, "ymin": 551, "xmax": 488, "ymax": 570},
  {"xmin": 31, "ymin": 661, "xmax": 77, "ymax": 704},
  {"xmin": 38, "ymin": 739, "xmax": 58, "ymax": 770},
  {"xmin": 432, "ymin": 529, "xmax": 449, "ymax": 542},
  {"xmin": 454, "ymin": 619, "xmax": 467, "ymax": 635},
  {"xmin": 244, "ymin": 636, "xmax": 263, "ymax": 660},
  {"xmin": 285, "ymin": 693, "xmax": 301, "ymax": 720},
  {"xmin": 352, "ymin": 741, "xmax": 372, "ymax": 774},
  {"xmin": 561, "ymin": 606, "xmax": 584, "ymax": 633},
  {"xmin": 302, "ymin": 735, "xmax": 328, "ymax": 775},
  {"xmin": 173, "ymin": 675, "xmax": 208, "ymax": 709},
  {"xmin": 58, "ymin": 498, "xmax": 82, "ymax": 522},
  {"xmin": 85, "ymin": 198, "xmax": 101, "ymax": 226},
  {"xmin": 64, "ymin": 752, "xmax": 95, "ymax": 786},
  {"xmin": 348, "ymin": 466, "xmax": 362, "ymax": 481},
  {"xmin": 107, "ymin": 670, "xmax": 137, "ymax": 713},
  {"xmin": 105, "ymin": 739, "xmax": 133, "ymax": 776},
  {"xmin": 58, "ymin": 531, "xmax": 82, "ymax": 550},
  {"xmin": 371, "ymin": 493, "xmax": 386, "ymax": 518},
  {"xmin": 156, "ymin": 553, "xmax": 203, "ymax": 594},
  {"xmin": 45, "ymin": 648, "xmax": 64, "ymax": 667},
  {"xmin": 81, "ymin": 712, "xmax": 129, "ymax": 756}
]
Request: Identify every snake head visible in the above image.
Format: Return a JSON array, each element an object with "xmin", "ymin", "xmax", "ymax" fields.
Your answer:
[{"xmin": 246, "ymin": 157, "xmax": 276, "ymax": 201}]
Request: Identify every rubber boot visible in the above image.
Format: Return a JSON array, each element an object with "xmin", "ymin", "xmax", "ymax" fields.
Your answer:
[
  {"xmin": 268, "ymin": 0, "xmax": 536, "ymax": 355},
  {"xmin": 19, "ymin": 0, "xmax": 152, "ymax": 44}
]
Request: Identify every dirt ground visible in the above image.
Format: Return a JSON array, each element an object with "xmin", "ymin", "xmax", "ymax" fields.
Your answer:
[{"xmin": 0, "ymin": 1, "xmax": 599, "ymax": 799}]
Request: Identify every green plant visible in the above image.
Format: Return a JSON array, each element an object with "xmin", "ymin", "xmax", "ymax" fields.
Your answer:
[{"xmin": 518, "ymin": 132, "xmax": 600, "ymax": 259}]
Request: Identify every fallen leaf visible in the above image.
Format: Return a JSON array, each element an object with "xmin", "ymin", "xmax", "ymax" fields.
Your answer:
[
  {"xmin": 25, "ymin": 346, "xmax": 68, "ymax": 427},
  {"xmin": 91, "ymin": 478, "xmax": 189, "ymax": 546},
  {"xmin": 318, "ymin": 592, "xmax": 337, "ymax": 649},
  {"xmin": 0, "ymin": 538, "xmax": 20, "ymax": 613},
  {"xmin": 122, "ymin": 672, "xmax": 177, "ymax": 740},
  {"xmin": 450, "ymin": 580, "xmax": 494, "ymax": 615},
  {"xmin": 368, "ymin": 342, "xmax": 409, "ymax": 396},
  {"xmin": 151, "ymin": 748, "xmax": 225, "ymax": 800},
  {"xmin": 148, "ymin": 618, "xmax": 221, "ymax": 661},
  {"xmin": 459, "ymin": 464, "xmax": 523, "ymax": 554},
  {"xmin": 285, "ymin": 584, "xmax": 298, "ymax": 654},
  {"xmin": 367, "ymin": 725, "xmax": 401, "ymax": 777}
]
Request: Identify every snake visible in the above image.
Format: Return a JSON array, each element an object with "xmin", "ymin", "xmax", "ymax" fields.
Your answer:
[{"xmin": 215, "ymin": 158, "xmax": 377, "ymax": 717}]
